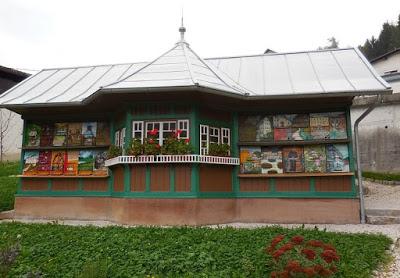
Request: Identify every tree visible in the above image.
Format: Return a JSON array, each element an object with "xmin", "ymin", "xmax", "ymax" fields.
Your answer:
[
  {"xmin": 0, "ymin": 109, "xmax": 15, "ymax": 162},
  {"xmin": 359, "ymin": 14, "xmax": 400, "ymax": 60},
  {"xmin": 318, "ymin": 37, "xmax": 339, "ymax": 50}
]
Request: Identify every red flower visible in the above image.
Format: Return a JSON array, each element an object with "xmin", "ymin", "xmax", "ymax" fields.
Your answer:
[
  {"xmin": 307, "ymin": 240, "xmax": 323, "ymax": 248},
  {"xmin": 279, "ymin": 270, "xmax": 290, "ymax": 278},
  {"xmin": 279, "ymin": 243, "xmax": 293, "ymax": 252},
  {"xmin": 149, "ymin": 138, "xmax": 154, "ymax": 144},
  {"xmin": 185, "ymin": 138, "xmax": 190, "ymax": 144},
  {"xmin": 285, "ymin": 260, "xmax": 301, "ymax": 272},
  {"xmin": 272, "ymin": 235, "xmax": 285, "ymax": 245},
  {"xmin": 270, "ymin": 271, "xmax": 278, "ymax": 278},
  {"xmin": 313, "ymin": 264, "xmax": 324, "ymax": 273},
  {"xmin": 323, "ymin": 243, "xmax": 336, "ymax": 252},
  {"xmin": 176, "ymin": 129, "xmax": 182, "ymax": 135},
  {"xmin": 320, "ymin": 268, "xmax": 332, "ymax": 277},
  {"xmin": 302, "ymin": 267, "xmax": 317, "ymax": 277},
  {"xmin": 290, "ymin": 235, "xmax": 304, "ymax": 245},
  {"xmin": 156, "ymin": 144, "xmax": 161, "ymax": 149},
  {"xmin": 321, "ymin": 249, "xmax": 339, "ymax": 263},
  {"xmin": 148, "ymin": 128, "xmax": 159, "ymax": 136},
  {"xmin": 301, "ymin": 248, "xmax": 316, "ymax": 260},
  {"xmin": 272, "ymin": 250, "xmax": 284, "ymax": 259}
]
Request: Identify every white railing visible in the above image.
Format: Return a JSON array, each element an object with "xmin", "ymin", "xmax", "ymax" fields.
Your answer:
[{"xmin": 105, "ymin": 155, "xmax": 240, "ymax": 167}]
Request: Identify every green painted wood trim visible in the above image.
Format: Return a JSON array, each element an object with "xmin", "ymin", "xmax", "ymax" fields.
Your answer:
[
  {"xmin": 310, "ymin": 177, "xmax": 316, "ymax": 192},
  {"xmin": 47, "ymin": 179, "xmax": 52, "ymax": 191},
  {"xmin": 18, "ymin": 120, "xmax": 27, "ymax": 193},
  {"xmin": 232, "ymin": 112, "xmax": 240, "ymax": 194},
  {"xmin": 269, "ymin": 178, "xmax": 276, "ymax": 192},
  {"xmin": 190, "ymin": 106, "xmax": 200, "ymax": 195},
  {"xmin": 124, "ymin": 109, "xmax": 132, "ymax": 150},
  {"xmin": 346, "ymin": 109, "xmax": 357, "ymax": 193},
  {"xmin": 110, "ymin": 117, "xmax": 115, "ymax": 145},
  {"xmin": 124, "ymin": 165, "xmax": 130, "ymax": 192},
  {"xmin": 131, "ymin": 113, "xmax": 191, "ymax": 121},
  {"xmin": 145, "ymin": 165, "xmax": 151, "ymax": 192},
  {"xmin": 78, "ymin": 179, "xmax": 84, "ymax": 192},
  {"xmin": 170, "ymin": 165, "xmax": 175, "ymax": 192}
]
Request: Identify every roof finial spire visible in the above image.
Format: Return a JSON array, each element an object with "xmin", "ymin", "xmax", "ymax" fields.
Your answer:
[{"xmin": 179, "ymin": 8, "xmax": 186, "ymax": 42}]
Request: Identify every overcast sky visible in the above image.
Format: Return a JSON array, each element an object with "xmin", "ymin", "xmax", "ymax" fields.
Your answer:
[{"xmin": 1, "ymin": 0, "xmax": 399, "ymax": 73}]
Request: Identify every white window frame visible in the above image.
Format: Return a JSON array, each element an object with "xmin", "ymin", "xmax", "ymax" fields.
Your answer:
[
  {"xmin": 132, "ymin": 121, "xmax": 144, "ymax": 143},
  {"xmin": 199, "ymin": 125, "xmax": 231, "ymax": 155},
  {"xmin": 177, "ymin": 119, "xmax": 189, "ymax": 139},
  {"xmin": 200, "ymin": 124, "xmax": 209, "ymax": 155},
  {"xmin": 209, "ymin": 127, "xmax": 220, "ymax": 144},
  {"xmin": 120, "ymin": 128, "xmax": 126, "ymax": 147},
  {"xmin": 140, "ymin": 119, "xmax": 189, "ymax": 146}
]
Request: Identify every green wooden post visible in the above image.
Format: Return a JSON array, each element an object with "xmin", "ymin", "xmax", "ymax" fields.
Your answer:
[
  {"xmin": 190, "ymin": 106, "xmax": 200, "ymax": 195},
  {"xmin": 310, "ymin": 177, "xmax": 316, "ymax": 193},
  {"xmin": 269, "ymin": 178, "xmax": 276, "ymax": 192},
  {"xmin": 346, "ymin": 109, "xmax": 357, "ymax": 195},
  {"xmin": 170, "ymin": 165, "xmax": 175, "ymax": 192},
  {"xmin": 231, "ymin": 112, "xmax": 240, "ymax": 195},
  {"xmin": 108, "ymin": 118, "xmax": 115, "ymax": 193},
  {"xmin": 18, "ymin": 119, "xmax": 27, "ymax": 193},
  {"xmin": 124, "ymin": 109, "xmax": 132, "ymax": 192}
]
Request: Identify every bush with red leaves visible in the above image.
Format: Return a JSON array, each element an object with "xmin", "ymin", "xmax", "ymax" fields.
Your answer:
[{"xmin": 266, "ymin": 235, "xmax": 340, "ymax": 277}]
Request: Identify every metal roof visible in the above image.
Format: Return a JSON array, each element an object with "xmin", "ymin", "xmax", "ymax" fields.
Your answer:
[
  {"xmin": 0, "ymin": 40, "xmax": 391, "ymax": 107},
  {"xmin": 206, "ymin": 48, "xmax": 391, "ymax": 97},
  {"xmin": 104, "ymin": 41, "xmax": 251, "ymax": 96}
]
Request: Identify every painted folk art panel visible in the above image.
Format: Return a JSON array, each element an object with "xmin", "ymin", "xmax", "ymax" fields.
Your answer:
[
  {"xmin": 67, "ymin": 122, "xmax": 82, "ymax": 146},
  {"xmin": 51, "ymin": 150, "xmax": 66, "ymax": 175},
  {"xmin": 304, "ymin": 145, "xmax": 326, "ymax": 173},
  {"xmin": 23, "ymin": 151, "xmax": 39, "ymax": 175},
  {"xmin": 261, "ymin": 147, "xmax": 283, "ymax": 174},
  {"xmin": 26, "ymin": 123, "xmax": 41, "ymax": 147},
  {"xmin": 239, "ymin": 116, "xmax": 273, "ymax": 142},
  {"xmin": 282, "ymin": 146, "xmax": 304, "ymax": 173},
  {"xmin": 240, "ymin": 147, "xmax": 262, "ymax": 174},
  {"xmin": 326, "ymin": 144, "xmax": 350, "ymax": 172}
]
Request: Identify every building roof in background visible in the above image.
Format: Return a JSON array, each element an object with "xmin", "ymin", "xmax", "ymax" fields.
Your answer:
[
  {"xmin": 0, "ymin": 65, "xmax": 30, "ymax": 79},
  {"xmin": 0, "ymin": 37, "xmax": 391, "ymax": 107},
  {"xmin": 370, "ymin": 48, "xmax": 400, "ymax": 63}
]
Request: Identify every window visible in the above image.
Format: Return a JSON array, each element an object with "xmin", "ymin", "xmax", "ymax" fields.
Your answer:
[
  {"xmin": 200, "ymin": 125, "xmax": 231, "ymax": 155},
  {"xmin": 132, "ymin": 121, "xmax": 144, "ymax": 143},
  {"xmin": 114, "ymin": 128, "xmax": 125, "ymax": 148},
  {"xmin": 133, "ymin": 119, "xmax": 189, "ymax": 146}
]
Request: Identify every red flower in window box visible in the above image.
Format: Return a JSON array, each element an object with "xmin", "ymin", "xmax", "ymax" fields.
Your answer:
[
  {"xmin": 185, "ymin": 138, "xmax": 190, "ymax": 144},
  {"xmin": 148, "ymin": 129, "xmax": 158, "ymax": 136},
  {"xmin": 149, "ymin": 138, "xmax": 154, "ymax": 144}
]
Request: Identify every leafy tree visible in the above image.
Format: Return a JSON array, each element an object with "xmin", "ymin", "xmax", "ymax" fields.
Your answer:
[{"xmin": 359, "ymin": 14, "xmax": 400, "ymax": 60}]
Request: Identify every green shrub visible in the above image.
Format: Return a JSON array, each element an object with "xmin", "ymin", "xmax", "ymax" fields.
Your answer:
[
  {"xmin": 208, "ymin": 143, "xmax": 230, "ymax": 157},
  {"xmin": 125, "ymin": 139, "xmax": 143, "ymax": 156},
  {"xmin": 107, "ymin": 145, "xmax": 122, "ymax": 159},
  {"xmin": 362, "ymin": 171, "xmax": 400, "ymax": 181}
]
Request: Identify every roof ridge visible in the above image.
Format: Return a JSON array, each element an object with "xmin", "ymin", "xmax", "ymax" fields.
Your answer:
[{"xmin": 181, "ymin": 43, "xmax": 198, "ymax": 85}]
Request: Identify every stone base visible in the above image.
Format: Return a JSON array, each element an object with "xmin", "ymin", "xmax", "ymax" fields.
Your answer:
[{"xmin": 14, "ymin": 197, "xmax": 360, "ymax": 225}]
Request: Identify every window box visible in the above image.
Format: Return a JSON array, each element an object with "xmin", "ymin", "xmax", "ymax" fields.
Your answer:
[{"xmin": 105, "ymin": 154, "xmax": 239, "ymax": 167}]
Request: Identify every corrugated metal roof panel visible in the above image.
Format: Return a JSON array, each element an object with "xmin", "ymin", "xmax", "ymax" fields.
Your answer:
[{"xmin": 0, "ymin": 45, "xmax": 390, "ymax": 107}]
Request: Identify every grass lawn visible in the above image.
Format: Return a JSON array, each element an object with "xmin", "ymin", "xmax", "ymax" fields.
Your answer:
[
  {"xmin": 0, "ymin": 161, "xmax": 19, "ymax": 212},
  {"xmin": 0, "ymin": 223, "xmax": 392, "ymax": 277}
]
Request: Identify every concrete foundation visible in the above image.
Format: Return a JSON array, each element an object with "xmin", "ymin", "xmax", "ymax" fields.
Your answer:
[{"xmin": 14, "ymin": 197, "xmax": 360, "ymax": 225}]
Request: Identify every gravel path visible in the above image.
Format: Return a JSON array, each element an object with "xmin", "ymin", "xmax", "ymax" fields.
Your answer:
[{"xmin": 364, "ymin": 180, "xmax": 400, "ymax": 210}]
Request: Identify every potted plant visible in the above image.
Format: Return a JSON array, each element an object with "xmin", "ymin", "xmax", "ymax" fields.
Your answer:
[{"xmin": 208, "ymin": 143, "xmax": 230, "ymax": 157}]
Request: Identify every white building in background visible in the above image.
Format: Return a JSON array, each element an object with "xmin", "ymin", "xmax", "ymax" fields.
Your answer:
[
  {"xmin": 351, "ymin": 48, "xmax": 400, "ymax": 172},
  {"xmin": 0, "ymin": 66, "xmax": 30, "ymax": 161}
]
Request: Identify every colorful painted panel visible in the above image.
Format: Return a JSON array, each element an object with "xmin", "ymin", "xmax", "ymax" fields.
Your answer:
[
  {"xmin": 37, "ymin": 150, "xmax": 52, "ymax": 174},
  {"xmin": 239, "ymin": 116, "xmax": 259, "ymax": 141},
  {"xmin": 78, "ymin": 150, "xmax": 94, "ymax": 175},
  {"xmin": 304, "ymin": 145, "xmax": 326, "ymax": 172},
  {"xmin": 239, "ymin": 116, "xmax": 273, "ymax": 142},
  {"xmin": 326, "ymin": 144, "xmax": 350, "ymax": 172},
  {"xmin": 261, "ymin": 147, "xmax": 283, "ymax": 174},
  {"xmin": 96, "ymin": 122, "xmax": 111, "ymax": 145},
  {"xmin": 273, "ymin": 114, "xmax": 309, "ymax": 128},
  {"xmin": 329, "ymin": 113, "xmax": 347, "ymax": 139},
  {"xmin": 82, "ymin": 122, "xmax": 97, "ymax": 146},
  {"xmin": 283, "ymin": 146, "xmax": 304, "ymax": 173},
  {"xmin": 51, "ymin": 150, "xmax": 66, "ymax": 175},
  {"xmin": 39, "ymin": 124, "xmax": 54, "ymax": 147},
  {"xmin": 240, "ymin": 147, "xmax": 262, "ymax": 174},
  {"xmin": 93, "ymin": 150, "xmax": 108, "ymax": 176},
  {"xmin": 310, "ymin": 126, "xmax": 330, "ymax": 140},
  {"xmin": 25, "ymin": 123, "xmax": 41, "ymax": 147},
  {"xmin": 23, "ymin": 151, "xmax": 39, "ymax": 175},
  {"xmin": 67, "ymin": 122, "xmax": 82, "ymax": 146},
  {"xmin": 274, "ymin": 128, "xmax": 292, "ymax": 141},
  {"xmin": 52, "ymin": 123, "xmax": 68, "ymax": 147},
  {"xmin": 291, "ymin": 127, "xmax": 311, "ymax": 141},
  {"xmin": 64, "ymin": 151, "xmax": 79, "ymax": 176}
]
